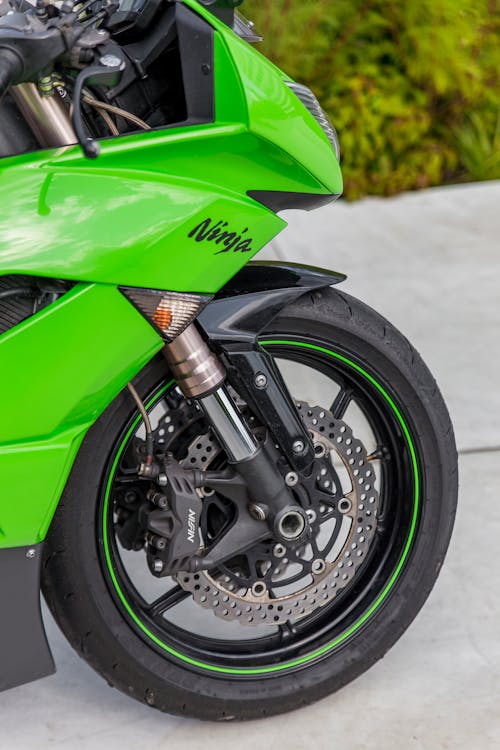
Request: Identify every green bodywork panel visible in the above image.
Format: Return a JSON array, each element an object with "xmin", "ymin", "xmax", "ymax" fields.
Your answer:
[
  {"xmin": 0, "ymin": 0, "xmax": 342, "ymax": 547},
  {"xmin": 0, "ymin": 284, "xmax": 163, "ymax": 546}
]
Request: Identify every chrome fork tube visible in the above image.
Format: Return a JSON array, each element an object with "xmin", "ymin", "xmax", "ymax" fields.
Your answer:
[
  {"xmin": 10, "ymin": 83, "xmax": 76, "ymax": 149},
  {"xmin": 199, "ymin": 388, "xmax": 258, "ymax": 462},
  {"xmin": 163, "ymin": 326, "xmax": 305, "ymax": 538},
  {"xmin": 163, "ymin": 324, "xmax": 258, "ymax": 462},
  {"xmin": 163, "ymin": 324, "xmax": 226, "ymax": 399}
]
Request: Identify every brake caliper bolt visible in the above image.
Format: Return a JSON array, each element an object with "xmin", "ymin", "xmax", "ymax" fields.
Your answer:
[
  {"xmin": 292, "ymin": 440, "xmax": 305, "ymax": 454},
  {"xmin": 150, "ymin": 535, "xmax": 166, "ymax": 550},
  {"xmin": 147, "ymin": 490, "xmax": 168, "ymax": 509},
  {"xmin": 157, "ymin": 474, "xmax": 168, "ymax": 487},
  {"xmin": 254, "ymin": 372, "xmax": 268, "ymax": 389},
  {"xmin": 285, "ymin": 471, "xmax": 299, "ymax": 487}
]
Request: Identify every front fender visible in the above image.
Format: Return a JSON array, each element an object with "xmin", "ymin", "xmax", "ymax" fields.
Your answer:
[{"xmin": 198, "ymin": 261, "xmax": 346, "ymax": 345}]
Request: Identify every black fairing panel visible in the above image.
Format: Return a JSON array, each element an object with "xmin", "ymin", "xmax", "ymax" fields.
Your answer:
[
  {"xmin": 0, "ymin": 543, "xmax": 55, "ymax": 691},
  {"xmin": 247, "ymin": 190, "xmax": 340, "ymax": 213},
  {"xmin": 198, "ymin": 261, "xmax": 346, "ymax": 345}
]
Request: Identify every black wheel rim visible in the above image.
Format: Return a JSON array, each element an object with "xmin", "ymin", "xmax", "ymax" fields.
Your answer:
[{"xmin": 97, "ymin": 337, "xmax": 421, "ymax": 677}]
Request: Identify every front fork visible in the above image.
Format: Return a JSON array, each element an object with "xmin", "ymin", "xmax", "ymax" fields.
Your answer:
[{"xmin": 162, "ymin": 323, "xmax": 314, "ymax": 542}]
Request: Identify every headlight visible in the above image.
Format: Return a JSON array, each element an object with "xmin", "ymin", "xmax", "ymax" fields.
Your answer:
[
  {"xmin": 286, "ymin": 82, "xmax": 340, "ymax": 161},
  {"xmin": 120, "ymin": 287, "xmax": 212, "ymax": 341}
]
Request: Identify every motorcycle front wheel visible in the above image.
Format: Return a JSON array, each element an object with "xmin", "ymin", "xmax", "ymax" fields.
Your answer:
[{"xmin": 42, "ymin": 287, "xmax": 458, "ymax": 720}]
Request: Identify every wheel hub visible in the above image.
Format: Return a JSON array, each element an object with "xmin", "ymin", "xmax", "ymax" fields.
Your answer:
[{"xmin": 177, "ymin": 402, "xmax": 380, "ymax": 625}]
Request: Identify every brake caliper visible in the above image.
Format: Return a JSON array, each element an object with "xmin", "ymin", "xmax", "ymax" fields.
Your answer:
[{"xmin": 145, "ymin": 456, "xmax": 204, "ymax": 577}]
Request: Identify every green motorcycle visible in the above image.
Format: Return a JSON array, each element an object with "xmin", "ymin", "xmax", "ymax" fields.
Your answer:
[{"xmin": 0, "ymin": 0, "xmax": 457, "ymax": 720}]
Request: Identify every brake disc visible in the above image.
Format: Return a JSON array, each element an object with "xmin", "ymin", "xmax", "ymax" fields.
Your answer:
[{"xmin": 177, "ymin": 402, "xmax": 380, "ymax": 626}]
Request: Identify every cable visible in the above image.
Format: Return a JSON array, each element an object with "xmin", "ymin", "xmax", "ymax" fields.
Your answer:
[
  {"xmin": 82, "ymin": 91, "xmax": 119, "ymax": 134},
  {"xmin": 82, "ymin": 95, "xmax": 151, "ymax": 131},
  {"xmin": 127, "ymin": 382, "xmax": 154, "ymax": 467}
]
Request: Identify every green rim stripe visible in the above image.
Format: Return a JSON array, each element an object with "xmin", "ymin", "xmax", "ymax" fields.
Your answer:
[{"xmin": 102, "ymin": 340, "xmax": 420, "ymax": 675}]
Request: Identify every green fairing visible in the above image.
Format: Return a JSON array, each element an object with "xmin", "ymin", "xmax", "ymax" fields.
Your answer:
[
  {"xmin": 0, "ymin": 284, "xmax": 162, "ymax": 546},
  {"xmin": 0, "ymin": 0, "xmax": 342, "ymax": 548}
]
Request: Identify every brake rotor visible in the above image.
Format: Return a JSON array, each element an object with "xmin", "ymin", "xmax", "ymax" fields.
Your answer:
[{"xmin": 177, "ymin": 402, "xmax": 380, "ymax": 625}]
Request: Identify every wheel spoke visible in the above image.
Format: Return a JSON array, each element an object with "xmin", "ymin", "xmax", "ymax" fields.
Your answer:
[
  {"xmin": 330, "ymin": 387, "xmax": 353, "ymax": 420},
  {"xmin": 147, "ymin": 585, "xmax": 191, "ymax": 617}
]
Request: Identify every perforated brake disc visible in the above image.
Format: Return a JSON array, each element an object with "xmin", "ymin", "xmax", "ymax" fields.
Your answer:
[{"xmin": 177, "ymin": 403, "xmax": 380, "ymax": 626}]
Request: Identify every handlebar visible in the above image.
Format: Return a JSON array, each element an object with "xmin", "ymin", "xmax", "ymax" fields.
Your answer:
[{"xmin": 0, "ymin": 0, "xmax": 122, "ymax": 157}]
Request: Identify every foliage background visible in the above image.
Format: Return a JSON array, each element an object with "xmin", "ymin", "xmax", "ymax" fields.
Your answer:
[{"xmin": 244, "ymin": 0, "xmax": 500, "ymax": 200}]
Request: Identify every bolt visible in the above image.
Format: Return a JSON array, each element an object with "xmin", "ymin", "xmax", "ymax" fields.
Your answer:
[
  {"xmin": 150, "ymin": 536, "xmax": 167, "ymax": 550},
  {"xmin": 314, "ymin": 443, "xmax": 326, "ymax": 457},
  {"xmin": 311, "ymin": 559, "xmax": 326, "ymax": 575},
  {"xmin": 147, "ymin": 490, "xmax": 167, "ymax": 509},
  {"xmin": 157, "ymin": 474, "xmax": 168, "ymax": 487},
  {"xmin": 100, "ymin": 54, "xmax": 122, "ymax": 68},
  {"xmin": 285, "ymin": 471, "xmax": 299, "ymax": 487},
  {"xmin": 152, "ymin": 559, "xmax": 164, "ymax": 574},
  {"xmin": 339, "ymin": 498, "xmax": 352, "ymax": 514},
  {"xmin": 273, "ymin": 543, "xmax": 287, "ymax": 558},
  {"xmin": 26, "ymin": 548, "xmax": 36, "ymax": 559},
  {"xmin": 306, "ymin": 509, "xmax": 317, "ymax": 523},
  {"xmin": 292, "ymin": 439, "xmax": 305, "ymax": 454},
  {"xmin": 323, "ymin": 480, "xmax": 331, "ymax": 489},
  {"xmin": 254, "ymin": 372, "xmax": 268, "ymax": 389},
  {"xmin": 251, "ymin": 581, "xmax": 267, "ymax": 597},
  {"xmin": 248, "ymin": 503, "xmax": 267, "ymax": 521}
]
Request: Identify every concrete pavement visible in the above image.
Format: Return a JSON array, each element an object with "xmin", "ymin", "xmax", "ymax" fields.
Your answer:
[{"xmin": 2, "ymin": 180, "xmax": 500, "ymax": 749}]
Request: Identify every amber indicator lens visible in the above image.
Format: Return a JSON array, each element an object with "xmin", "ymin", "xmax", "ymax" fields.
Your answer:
[{"xmin": 120, "ymin": 287, "xmax": 212, "ymax": 341}]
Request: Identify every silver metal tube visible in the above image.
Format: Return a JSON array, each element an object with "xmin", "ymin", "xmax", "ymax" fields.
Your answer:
[
  {"xmin": 200, "ymin": 387, "xmax": 258, "ymax": 463},
  {"xmin": 164, "ymin": 325, "xmax": 256, "ymax": 461},
  {"xmin": 10, "ymin": 83, "xmax": 76, "ymax": 149},
  {"xmin": 163, "ymin": 324, "xmax": 226, "ymax": 399}
]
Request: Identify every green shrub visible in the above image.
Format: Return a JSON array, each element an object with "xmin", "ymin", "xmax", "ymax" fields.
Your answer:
[{"xmin": 244, "ymin": 0, "xmax": 500, "ymax": 199}]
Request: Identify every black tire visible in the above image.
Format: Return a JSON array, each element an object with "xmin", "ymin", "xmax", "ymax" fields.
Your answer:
[{"xmin": 42, "ymin": 288, "xmax": 458, "ymax": 721}]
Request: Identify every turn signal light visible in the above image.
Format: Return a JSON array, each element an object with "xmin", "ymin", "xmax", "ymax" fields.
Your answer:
[{"xmin": 120, "ymin": 287, "xmax": 212, "ymax": 341}]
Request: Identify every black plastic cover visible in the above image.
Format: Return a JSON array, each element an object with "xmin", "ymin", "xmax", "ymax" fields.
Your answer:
[
  {"xmin": 198, "ymin": 261, "xmax": 346, "ymax": 345},
  {"xmin": 0, "ymin": 543, "xmax": 55, "ymax": 692}
]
